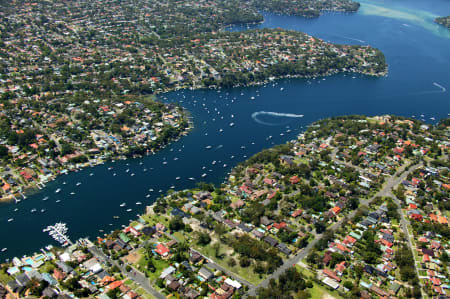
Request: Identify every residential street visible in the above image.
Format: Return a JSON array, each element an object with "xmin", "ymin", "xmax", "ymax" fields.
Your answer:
[
  {"xmin": 248, "ymin": 159, "xmax": 422, "ymax": 296},
  {"xmin": 88, "ymin": 245, "xmax": 165, "ymax": 299}
]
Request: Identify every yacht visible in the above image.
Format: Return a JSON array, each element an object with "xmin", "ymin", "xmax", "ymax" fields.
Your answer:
[
  {"xmin": 7, "ymin": 218, "xmax": 13, "ymax": 222},
  {"xmin": 205, "ymin": 145, "xmax": 212, "ymax": 149},
  {"xmin": 76, "ymin": 182, "xmax": 81, "ymax": 186},
  {"xmin": 70, "ymin": 192, "xmax": 75, "ymax": 195},
  {"xmin": 55, "ymin": 188, "xmax": 61, "ymax": 194},
  {"xmin": 136, "ymin": 202, "xmax": 142, "ymax": 205},
  {"xmin": 1, "ymin": 248, "xmax": 6, "ymax": 252},
  {"xmin": 43, "ymin": 196, "xmax": 49, "ymax": 201},
  {"xmin": 120, "ymin": 203, "xmax": 126, "ymax": 207}
]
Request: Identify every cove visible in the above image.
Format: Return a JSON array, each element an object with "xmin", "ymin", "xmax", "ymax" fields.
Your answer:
[{"xmin": 0, "ymin": 0, "xmax": 449, "ymax": 261}]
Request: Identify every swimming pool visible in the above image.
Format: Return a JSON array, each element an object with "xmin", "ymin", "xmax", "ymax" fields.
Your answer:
[
  {"xmin": 24, "ymin": 258, "xmax": 34, "ymax": 266},
  {"xmin": 22, "ymin": 266, "xmax": 32, "ymax": 272},
  {"xmin": 34, "ymin": 254, "xmax": 45, "ymax": 261}
]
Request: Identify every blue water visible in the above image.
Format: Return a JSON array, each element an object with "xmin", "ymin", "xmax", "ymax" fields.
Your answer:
[{"xmin": 0, "ymin": 0, "xmax": 449, "ymax": 261}]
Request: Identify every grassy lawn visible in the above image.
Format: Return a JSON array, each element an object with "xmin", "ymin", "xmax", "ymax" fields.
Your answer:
[
  {"xmin": 173, "ymin": 231, "xmax": 186, "ymax": 243},
  {"xmin": 145, "ymin": 257, "xmax": 170, "ymax": 281},
  {"xmin": 141, "ymin": 213, "xmax": 170, "ymax": 227},
  {"xmin": 295, "ymin": 265, "xmax": 343, "ymax": 299},
  {"xmin": 0, "ymin": 270, "xmax": 10, "ymax": 285},
  {"xmin": 193, "ymin": 242, "xmax": 264, "ymax": 285}
]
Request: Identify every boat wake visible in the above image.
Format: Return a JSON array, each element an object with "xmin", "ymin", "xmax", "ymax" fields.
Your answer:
[
  {"xmin": 432, "ymin": 82, "xmax": 446, "ymax": 92},
  {"xmin": 251, "ymin": 111, "xmax": 304, "ymax": 126},
  {"xmin": 413, "ymin": 82, "xmax": 447, "ymax": 95}
]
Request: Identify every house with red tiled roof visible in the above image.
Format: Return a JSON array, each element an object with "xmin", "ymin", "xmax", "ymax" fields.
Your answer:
[
  {"xmin": 156, "ymin": 244, "xmax": 169, "ymax": 257},
  {"xmin": 290, "ymin": 176, "xmax": 300, "ymax": 184},
  {"xmin": 335, "ymin": 261, "xmax": 346, "ymax": 275},
  {"xmin": 322, "ymin": 269, "xmax": 341, "ymax": 282},
  {"xmin": 107, "ymin": 280, "xmax": 123, "ymax": 290},
  {"xmin": 292, "ymin": 209, "xmax": 303, "ymax": 218}
]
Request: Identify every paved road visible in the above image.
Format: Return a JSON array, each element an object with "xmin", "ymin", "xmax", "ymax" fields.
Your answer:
[
  {"xmin": 390, "ymin": 189, "xmax": 425, "ymax": 298},
  {"xmin": 330, "ymin": 148, "xmax": 378, "ymax": 178},
  {"xmin": 88, "ymin": 245, "xmax": 165, "ymax": 299},
  {"xmin": 190, "ymin": 248, "xmax": 255, "ymax": 288},
  {"xmin": 247, "ymin": 161, "xmax": 421, "ymax": 296}
]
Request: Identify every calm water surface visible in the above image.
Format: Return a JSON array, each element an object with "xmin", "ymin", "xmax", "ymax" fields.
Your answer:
[{"xmin": 1, "ymin": 0, "xmax": 449, "ymax": 260}]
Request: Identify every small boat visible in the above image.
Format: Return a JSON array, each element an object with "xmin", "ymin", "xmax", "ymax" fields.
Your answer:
[
  {"xmin": 126, "ymin": 209, "xmax": 132, "ymax": 212},
  {"xmin": 125, "ymin": 169, "xmax": 130, "ymax": 173},
  {"xmin": 223, "ymin": 164, "xmax": 227, "ymax": 167},
  {"xmin": 280, "ymin": 87, "xmax": 284, "ymax": 91},
  {"xmin": 219, "ymin": 129, "xmax": 223, "ymax": 132},
  {"xmin": 149, "ymin": 188, "xmax": 154, "ymax": 192},
  {"xmin": 230, "ymin": 155, "xmax": 235, "ymax": 159},
  {"xmin": 76, "ymin": 182, "xmax": 81, "ymax": 186},
  {"xmin": 1, "ymin": 248, "xmax": 6, "ymax": 252},
  {"xmin": 201, "ymin": 173, "xmax": 207, "ymax": 178},
  {"xmin": 7, "ymin": 218, "xmax": 13, "ymax": 222},
  {"xmin": 62, "ymin": 182, "xmax": 67, "ymax": 185},
  {"xmin": 89, "ymin": 173, "xmax": 94, "ymax": 176},
  {"xmin": 13, "ymin": 208, "xmax": 18, "ymax": 212},
  {"xmin": 206, "ymin": 145, "xmax": 212, "ymax": 149},
  {"xmin": 43, "ymin": 196, "xmax": 49, "ymax": 201},
  {"xmin": 250, "ymin": 96, "xmax": 255, "ymax": 100},
  {"xmin": 188, "ymin": 177, "xmax": 195, "ymax": 181},
  {"xmin": 162, "ymin": 161, "xmax": 167, "ymax": 165},
  {"xmin": 30, "ymin": 208, "xmax": 37, "ymax": 213},
  {"xmin": 212, "ymin": 161, "xmax": 216, "ymax": 165},
  {"xmin": 55, "ymin": 200, "xmax": 61, "ymax": 203},
  {"xmin": 175, "ymin": 177, "xmax": 180, "ymax": 180},
  {"xmin": 113, "ymin": 173, "xmax": 117, "ymax": 176},
  {"xmin": 55, "ymin": 188, "xmax": 61, "ymax": 194},
  {"xmin": 229, "ymin": 122, "xmax": 235, "ymax": 127},
  {"xmin": 70, "ymin": 192, "xmax": 75, "ymax": 195},
  {"xmin": 131, "ymin": 173, "xmax": 135, "ymax": 176},
  {"xmin": 170, "ymin": 185, "xmax": 175, "ymax": 189},
  {"xmin": 136, "ymin": 202, "xmax": 142, "ymax": 205},
  {"xmin": 108, "ymin": 167, "xmax": 113, "ymax": 170},
  {"xmin": 41, "ymin": 209, "xmax": 45, "ymax": 213},
  {"xmin": 120, "ymin": 203, "xmax": 126, "ymax": 207},
  {"xmin": 113, "ymin": 216, "xmax": 120, "ymax": 219},
  {"xmin": 146, "ymin": 194, "xmax": 151, "ymax": 198}
]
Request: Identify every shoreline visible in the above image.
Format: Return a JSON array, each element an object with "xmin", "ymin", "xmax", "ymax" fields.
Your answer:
[
  {"xmin": 0, "ymin": 119, "xmax": 194, "ymax": 204},
  {"xmin": 0, "ymin": 66, "xmax": 385, "ymax": 204}
]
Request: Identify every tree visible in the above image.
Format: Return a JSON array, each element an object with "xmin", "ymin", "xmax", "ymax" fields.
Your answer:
[
  {"xmin": 197, "ymin": 232, "xmax": 211, "ymax": 246},
  {"xmin": 169, "ymin": 216, "xmax": 185, "ymax": 231}
]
